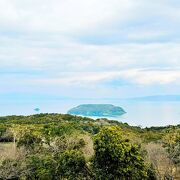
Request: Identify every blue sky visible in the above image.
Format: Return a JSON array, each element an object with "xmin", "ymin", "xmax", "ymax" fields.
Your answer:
[{"xmin": 0, "ymin": 0, "xmax": 180, "ymax": 102}]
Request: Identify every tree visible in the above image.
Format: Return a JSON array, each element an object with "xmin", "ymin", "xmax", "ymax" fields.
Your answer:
[
  {"xmin": 163, "ymin": 129, "xmax": 180, "ymax": 178},
  {"xmin": 163, "ymin": 129, "xmax": 180, "ymax": 165},
  {"xmin": 92, "ymin": 126, "xmax": 147, "ymax": 180},
  {"xmin": 0, "ymin": 158, "xmax": 26, "ymax": 180},
  {"xmin": 26, "ymin": 155, "xmax": 57, "ymax": 180},
  {"xmin": 17, "ymin": 130, "xmax": 42, "ymax": 151},
  {"xmin": 56, "ymin": 150, "xmax": 88, "ymax": 180}
]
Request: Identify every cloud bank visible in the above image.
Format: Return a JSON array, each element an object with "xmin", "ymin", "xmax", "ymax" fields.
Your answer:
[{"xmin": 0, "ymin": 0, "xmax": 180, "ymax": 98}]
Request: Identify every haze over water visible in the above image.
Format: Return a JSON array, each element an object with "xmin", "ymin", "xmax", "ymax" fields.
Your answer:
[{"xmin": 0, "ymin": 99, "xmax": 179, "ymax": 127}]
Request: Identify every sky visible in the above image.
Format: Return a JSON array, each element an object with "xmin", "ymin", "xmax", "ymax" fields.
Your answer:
[{"xmin": 0, "ymin": 0, "xmax": 180, "ymax": 102}]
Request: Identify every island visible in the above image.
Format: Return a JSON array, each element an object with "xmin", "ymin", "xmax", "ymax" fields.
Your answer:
[{"xmin": 67, "ymin": 104, "xmax": 126, "ymax": 117}]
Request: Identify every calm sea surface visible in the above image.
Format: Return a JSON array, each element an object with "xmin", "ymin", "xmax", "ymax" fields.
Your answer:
[{"xmin": 0, "ymin": 100, "xmax": 179, "ymax": 127}]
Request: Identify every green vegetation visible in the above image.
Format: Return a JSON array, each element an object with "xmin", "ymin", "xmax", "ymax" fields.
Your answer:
[
  {"xmin": 93, "ymin": 126, "xmax": 147, "ymax": 179},
  {"xmin": 0, "ymin": 113, "xmax": 179, "ymax": 179}
]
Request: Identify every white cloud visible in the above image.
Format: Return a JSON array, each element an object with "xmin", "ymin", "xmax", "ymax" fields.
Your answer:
[
  {"xmin": 0, "ymin": 0, "xmax": 180, "ymax": 96},
  {"xmin": 1, "ymin": 40, "xmax": 179, "ymax": 71},
  {"xmin": 0, "ymin": 0, "xmax": 134, "ymax": 33},
  {"xmin": 123, "ymin": 69, "xmax": 180, "ymax": 85},
  {"xmin": 5, "ymin": 69, "xmax": 179, "ymax": 87}
]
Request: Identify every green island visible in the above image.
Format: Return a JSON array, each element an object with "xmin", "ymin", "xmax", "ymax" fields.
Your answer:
[
  {"xmin": 67, "ymin": 104, "xmax": 126, "ymax": 117},
  {"xmin": 0, "ymin": 113, "xmax": 179, "ymax": 179}
]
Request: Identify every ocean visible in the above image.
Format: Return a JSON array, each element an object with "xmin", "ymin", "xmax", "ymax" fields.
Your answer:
[{"xmin": 0, "ymin": 99, "xmax": 179, "ymax": 127}]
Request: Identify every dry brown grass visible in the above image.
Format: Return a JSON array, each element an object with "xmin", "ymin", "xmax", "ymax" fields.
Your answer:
[
  {"xmin": 81, "ymin": 134, "xmax": 94, "ymax": 160},
  {"xmin": 0, "ymin": 143, "xmax": 15, "ymax": 162},
  {"xmin": 144, "ymin": 142, "xmax": 180, "ymax": 180},
  {"xmin": 0, "ymin": 142, "xmax": 26, "ymax": 163}
]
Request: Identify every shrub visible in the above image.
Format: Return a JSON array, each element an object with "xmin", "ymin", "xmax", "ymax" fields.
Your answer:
[
  {"xmin": 57, "ymin": 150, "xmax": 87, "ymax": 179},
  {"xmin": 92, "ymin": 126, "xmax": 147, "ymax": 180}
]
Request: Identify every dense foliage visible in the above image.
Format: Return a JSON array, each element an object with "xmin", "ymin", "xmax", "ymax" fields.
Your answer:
[
  {"xmin": 93, "ymin": 126, "xmax": 147, "ymax": 179},
  {"xmin": 0, "ymin": 113, "xmax": 179, "ymax": 179}
]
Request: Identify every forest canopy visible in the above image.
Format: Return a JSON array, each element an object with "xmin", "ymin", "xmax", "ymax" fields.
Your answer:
[{"xmin": 0, "ymin": 113, "xmax": 179, "ymax": 179}]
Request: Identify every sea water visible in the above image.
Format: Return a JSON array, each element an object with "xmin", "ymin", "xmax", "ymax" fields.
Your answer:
[{"xmin": 0, "ymin": 99, "xmax": 179, "ymax": 127}]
